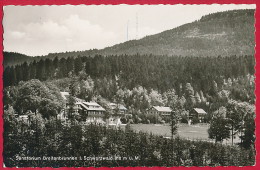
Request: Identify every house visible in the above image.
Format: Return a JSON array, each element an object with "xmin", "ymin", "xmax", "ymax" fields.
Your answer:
[
  {"xmin": 109, "ymin": 103, "xmax": 127, "ymax": 114},
  {"xmin": 148, "ymin": 106, "xmax": 172, "ymax": 116},
  {"xmin": 83, "ymin": 102, "xmax": 106, "ymax": 124},
  {"xmin": 72, "ymin": 102, "xmax": 89, "ymax": 115},
  {"xmin": 189, "ymin": 108, "xmax": 207, "ymax": 122},
  {"xmin": 102, "ymin": 103, "xmax": 128, "ymax": 126},
  {"xmin": 70, "ymin": 101, "xmax": 106, "ymax": 122},
  {"xmin": 83, "ymin": 102, "xmax": 106, "ymax": 116},
  {"xmin": 58, "ymin": 92, "xmax": 106, "ymax": 123},
  {"xmin": 59, "ymin": 92, "xmax": 84, "ymax": 121}
]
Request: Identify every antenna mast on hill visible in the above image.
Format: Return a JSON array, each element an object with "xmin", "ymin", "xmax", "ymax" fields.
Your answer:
[
  {"xmin": 136, "ymin": 13, "xmax": 138, "ymax": 39},
  {"xmin": 127, "ymin": 20, "xmax": 129, "ymax": 41}
]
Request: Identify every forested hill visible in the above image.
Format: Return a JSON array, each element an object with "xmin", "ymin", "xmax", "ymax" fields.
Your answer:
[
  {"xmin": 95, "ymin": 9, "xmax": 254, "ymax": 57},
  {"xmin": 3, "ymin": 52, "xmax": 34, "ymax": 67},
  {"xmin": 46, "ymin": 9, "xmax": 255, "ymax": 58},
  {"xmin": 3, "ymin": 9, "xmax": 255, "ymax": 67}
]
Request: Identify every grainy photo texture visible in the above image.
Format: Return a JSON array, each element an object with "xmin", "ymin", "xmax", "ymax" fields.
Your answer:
[{"xmin": 3, "ymin": 4, "xmax": 256, "ymax": 167}]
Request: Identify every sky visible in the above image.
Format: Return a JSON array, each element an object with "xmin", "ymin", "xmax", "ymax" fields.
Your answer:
[{"xmin": 3, "ymin": 4, "xmax": 256, "ymax": 56}]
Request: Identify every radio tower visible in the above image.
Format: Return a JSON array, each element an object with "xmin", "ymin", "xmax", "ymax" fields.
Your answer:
[
  {"xmin": 126, "ymin": 20, "xmax": 129, "ymax": 41},
  {"xmin": 136, "ymin": 13, "xmax": 138, "ymax": 39}
]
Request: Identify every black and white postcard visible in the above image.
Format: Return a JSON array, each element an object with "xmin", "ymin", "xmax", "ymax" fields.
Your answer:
[{"xmin": 2, "ymin": 4, "xmax": 256, "ymax": 167}]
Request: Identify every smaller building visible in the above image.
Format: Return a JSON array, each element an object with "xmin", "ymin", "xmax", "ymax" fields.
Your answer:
[
  {"xmin": 109, "ymin": 103, "xmax": 127, "ymax": 114},
  {"xmin": 189, "ymin": 108, "xmax": 207, "ymax": 122},
  {"xmin": 148, "ymin": 106, "xmax": 172, "ymax": 116}
]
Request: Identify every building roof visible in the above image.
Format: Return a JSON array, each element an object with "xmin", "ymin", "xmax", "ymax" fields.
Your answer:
[
  {"xmin": 85, "ymin": 107, "xmax": 106, "ymax": 111},
  {"xmin": 83, "ymin": 101, "xmax": 101, "ymax": 106},
  {"xmin": 60, "ymin": 92, "xmax": 106, "ymax": 112},
  {"xmin": 74, "ymin": 102, "xmax": 106, "ymax": 111},
  {"xmin": 75, "ymin": 102, "xmax": 89, "ymax": 110},
  {"xmin": 109, "ymin": 103, "xmax": 127, "ymax": 110},
  {"xmin": 60, "ymin": 92, "xmax": 69, "ymax": 100},
  {"xmin": 83, "ymin": 102, "xmax": 106, "ymax": 111},
  {"xmin": 152, "ymin": 106, "xmax": 172, "ymax": 112},
  {"xmin": 193, "ymin": 108, "xmax": 207, "ymax": 114}
]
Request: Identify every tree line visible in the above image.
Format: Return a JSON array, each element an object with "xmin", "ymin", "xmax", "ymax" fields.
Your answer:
[{"xmin": 4, "ymin": 54, "xmax": 255, "ymax": 96}]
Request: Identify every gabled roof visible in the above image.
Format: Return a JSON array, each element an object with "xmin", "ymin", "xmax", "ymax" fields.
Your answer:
[
  {"xmin": 83, "ymin": 101, "xmax": 101, "ymax": 106},
  {"xmin": 152, "ymin": 106, "xmax": 172, "ymax": 112},
  {"xmin": 193, "ymin": 108, "xmax": 207, "ymax": 114},
  {"xmin": 75, "ymin": 102, "xmax": 89, "ymax": 110},
  {"xmin": 74, "ymin": 102, "xmax": 105, "ymax": 111},
  {"xmin": 83, "ymin": 102, "xmax": 106, "ymax": 111},
  {"xmin": 86, "ymin": 106, "xmax": 106, "ymax": 111}
]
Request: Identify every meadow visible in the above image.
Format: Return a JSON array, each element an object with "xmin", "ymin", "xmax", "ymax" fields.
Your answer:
[{"xmin": 130, "ymin": 123, "xmax": 240, "ymax": 144}]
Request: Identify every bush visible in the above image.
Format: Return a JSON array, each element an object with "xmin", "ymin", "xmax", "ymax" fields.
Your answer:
[
  {"xmin": 128, "ymin": 119, "xmax": 134, "ymax": 124},
  {"xmin": 180, "ymin": 118, "xmax": 188, "ymax": 123},
  {"xmin": 120, "ymin": 117, "xmax": 127, "ymax": 124},
  {"xmin": 192, "ymin": 117, "xmax": 200, "ymax": 124}
]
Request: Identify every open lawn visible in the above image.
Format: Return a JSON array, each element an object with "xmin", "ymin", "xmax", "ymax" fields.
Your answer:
[{"xmin": 130, "ymin": 123, "xmax": 240, "ymax": 144}]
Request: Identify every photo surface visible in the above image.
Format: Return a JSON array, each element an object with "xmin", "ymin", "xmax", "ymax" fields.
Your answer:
[{"xmin": 2, "ymin": 4, "xmax": 256, "ymax": 167}]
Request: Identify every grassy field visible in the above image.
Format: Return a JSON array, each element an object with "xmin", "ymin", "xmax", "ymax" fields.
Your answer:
[{"xmin": 129, "ymin": 123, "xmax": 240, "ymax": 144}]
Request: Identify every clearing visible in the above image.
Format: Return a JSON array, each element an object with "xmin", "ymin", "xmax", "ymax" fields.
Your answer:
[{"xmin": 129, "ymin": 123, "xmax": 240, "ymax": 144}]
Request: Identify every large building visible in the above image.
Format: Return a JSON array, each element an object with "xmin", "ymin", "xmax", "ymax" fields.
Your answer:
[
  {"xmin": 79, "ymin": 101, "xmax": 106, "ymax": 124},
  {"xmin": 59, "ymin": 92, "xmax": 131, "ymax": 126},
  {"xmin": 59, "ymin": 92, "xmax": 106, "ymax": 123},
  {"xmin": 148, "ymin": 106, "xmax": 172, "ymax": 116}
]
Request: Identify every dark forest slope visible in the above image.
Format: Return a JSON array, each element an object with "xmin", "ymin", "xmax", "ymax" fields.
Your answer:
[{"xmin": 3, "ymin": 52, "xmax": 33, "ymax": 67}]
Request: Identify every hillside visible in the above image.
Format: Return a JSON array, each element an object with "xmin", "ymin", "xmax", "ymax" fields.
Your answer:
[
  {"xmin": 3, "ymin": 9, "xmax": 255, "ymax": 67},
  {"xmin": 3, "ymin": 52, "xmax": 33, "ymax": 67},
  {"xmin": 96, "ymin": 9, "xmax": 255, "ymax": 57}
]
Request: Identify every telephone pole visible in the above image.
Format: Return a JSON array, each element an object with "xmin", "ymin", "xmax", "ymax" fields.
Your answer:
[
  {"xmin": 136, "ymin": 13, "xmax": 138, "ymax": 39},
  {"xmin": 126, "ymin": 20, "xmax": 129, "ymax": 41}
]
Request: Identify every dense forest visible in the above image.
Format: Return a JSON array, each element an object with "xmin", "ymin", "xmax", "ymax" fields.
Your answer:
[
  {"xmin": 4, "ymin": 54, "xmax": 255, "ymax": 96},
  {"xmin": 3, "ymin": 52, "xmax": 34, "ymax": 68},
  {"xmin": 4, "ymin": 54, "xmax": 255, "ymax": 123},
  {"xmin": 3, "ymin": 119, "xmax": 255, "ymax": 167},
  {"xmin": 5, "ymin": 54, "xmax": 255, "ymax": 87}
]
